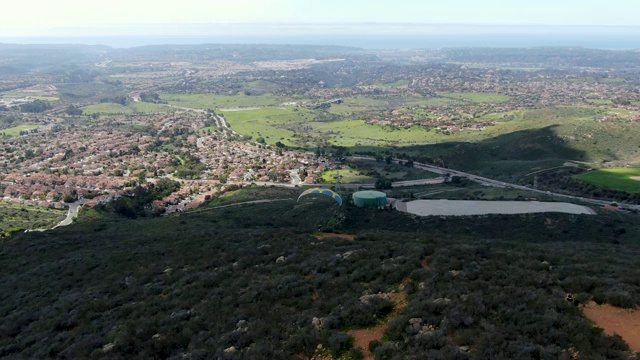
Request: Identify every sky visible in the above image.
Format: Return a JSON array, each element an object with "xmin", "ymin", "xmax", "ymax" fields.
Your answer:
[{"xmin": 1, "ymin": 0, "xmax": 640, "ymax": 37}]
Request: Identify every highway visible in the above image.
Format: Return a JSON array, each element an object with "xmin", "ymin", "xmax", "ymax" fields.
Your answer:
[{"xmin": 351, "ymin": 156, "xmax": 637, "ymax": 210}]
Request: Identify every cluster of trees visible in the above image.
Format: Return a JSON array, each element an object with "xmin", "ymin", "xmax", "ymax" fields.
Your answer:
[
  {"xmin": 98, "ymin": 178, "xmax": 180, "ymax": 218},
  {"xmin": 20, "ymin": 99, "xmax": 51, "ymax": 113},
  {"xmin": 139, "ymin": 92, "xmax": 167, "ymax": 104},
  {"xmin": 173, "ymin": 153, "xmax": 206, "ymax": 179},
  {"xmin": 64, "ymin": 105, "xmax": 83, "ymax": 116},
  {"xmin": 99, "ymin": 95, "xmax": 130, "ymax": 105}
]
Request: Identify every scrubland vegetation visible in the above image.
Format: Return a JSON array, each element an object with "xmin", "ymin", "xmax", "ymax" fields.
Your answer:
[
  {"xmin": 3, "ymin": 44, "xmax": 640, "ymax": 359},
  {"xmin": 2, "ymin": 186, "xmax": 640, "ymax": 358}
]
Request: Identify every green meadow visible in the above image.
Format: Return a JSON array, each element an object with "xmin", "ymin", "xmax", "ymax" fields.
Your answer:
[
  {"xmin": 0, "ymin": 203, "xmax": 66, "ymax": 235},
  {"xmin": 1, "ymin": 92, "xmax": 59, "ymax": 101},
  {"xmin": 311, "ymin": 120, "xmax": 434, "ymax": 147},
  {"xmin": 222, "ymin": 104, "xmax": 640, "ymax": 176},
  {"xmin": 319, "ymin": 169, "xmax": 376, "ymax": 184},
  {"xmin": 575, "ymin": 168, "xmax": 640, "ymax": 193},
  {"xmin": 81, "ymin": 102, "xmax": 174, "ymax": 114},
  {"xmin": 221, "ymin": 107, "xmax": 313, "ymax": 146},
  {"xmin": 440, "ymin": 92, "xmax": 511, "ymax": 103},
  {"xmin": 160, "ymin": 93, "xmax": 286, "ymax": 109},
  {"xmin": 1, "ymin": 125, "xmax": 39, "ymax": 136}
]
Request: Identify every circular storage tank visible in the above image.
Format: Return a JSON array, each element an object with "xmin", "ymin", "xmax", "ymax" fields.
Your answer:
[{"xmin": 352, "ymin": 190, "xmax": 387, "ymax": 208}]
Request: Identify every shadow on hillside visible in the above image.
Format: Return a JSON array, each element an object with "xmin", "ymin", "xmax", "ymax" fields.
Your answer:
[{"xmin": 382, "ymin": 125, "xmax": 595, "ymax": 178}]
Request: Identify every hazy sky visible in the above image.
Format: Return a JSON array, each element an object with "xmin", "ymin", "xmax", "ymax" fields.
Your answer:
[{"xmin": 1, "ymin": 0, "xmax": 639, "ymax": 36}]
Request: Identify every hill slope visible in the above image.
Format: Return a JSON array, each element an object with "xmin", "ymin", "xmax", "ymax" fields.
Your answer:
[{"xmin": 1, "ymin": 187, "xmax": 640, "ymax": 359}]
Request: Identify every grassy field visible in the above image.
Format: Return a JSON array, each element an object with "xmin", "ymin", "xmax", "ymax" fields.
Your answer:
[
  {"xmin": 313, "ymin": 121, "xmax": 435, "ymax": 147},
  {"xmin": 81, "ymin": 103, "xmax": 132, "ymax": 114},
  {"xmin": 319, "ymin": 160, "xmax": 444, "ymax": 186},
  {"xmin": 1, "ymin": 92, "xmax": 59, "ymax": 101},
  {"xmin": 81, "ymin": 102, "xmax": 174, "ymax": 114},
  {"xmin": 128, "ymin": 102, "xmax": 174, "ymax": 113},
  {"xmin": 1, "ymin": 124, "xmax": 39, "ymax": 136},
  {"xmin": 160, "ymin": 93, "xmax": 286, "ymax": 109},
  {"xmin": 440, "ymin": 92, "xmax": 511, "ymax": 103},
  {"xmin": 319, "ymin": 169, "xmax": 376, "ymax": 184},
  {"xmin": 326, "ymin": 97, "xmax": 391, "ymax": 114},
  {"xmin": 575, "ymin": 168, "xmax": 640, "ymax": 193},
  {"xmin": 0, "ymin": 203, "xmax": 66, "ymax": 235},
  {"xmin": 221, "ymin": 107, "xmax": 315, "ymax": 146},
  {"xmin": 223, "ymin": 105, "xmax": 640, "ymax": 177}
]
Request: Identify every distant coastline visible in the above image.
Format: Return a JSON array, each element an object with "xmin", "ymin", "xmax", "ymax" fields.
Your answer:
[{"xmin": 2, "ymin": 33, "xmax": 640, "ymax": 50}]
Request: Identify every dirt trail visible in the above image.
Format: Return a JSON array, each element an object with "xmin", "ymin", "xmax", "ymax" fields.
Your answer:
[
  {"xmin": 347, "ymin": 256, "xmax": 429, "ymax": 359},
  {"xmin": 347, "ymin": 293, "xmax": 407, "ymax": 360},
  {"xmin": 582, "ymin": 301, "xmax": 640, "ymax": 352}
]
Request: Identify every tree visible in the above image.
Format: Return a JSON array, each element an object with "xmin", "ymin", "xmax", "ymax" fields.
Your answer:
[
  {"xmin": 20, "ymin": 99, "xmax": 52, "ymax": 113},
  {"xmin": 64, "ymin": 105, "xmax": 83, "ymax": 116}
]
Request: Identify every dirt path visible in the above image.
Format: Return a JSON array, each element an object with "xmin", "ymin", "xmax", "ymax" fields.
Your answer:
[
  {"xmin": 347, "ymin": 293, "xmax": 407, "ymax": 360},
  {"xmin": 347, "ymin": 257, "xmax": 429, "ymax": 359},
  {"xmin": 582, "ymin": 301, "xmax": 640, "ymax": 352}
]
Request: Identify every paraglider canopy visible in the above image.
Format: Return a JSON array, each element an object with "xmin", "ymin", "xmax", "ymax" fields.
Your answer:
[{"xmin": 297, "ymin": 187, "xmax": 343, "ymax": 206}]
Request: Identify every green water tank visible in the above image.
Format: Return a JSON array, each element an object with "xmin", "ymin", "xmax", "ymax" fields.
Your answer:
[{"xmin": 352, "ymin": 190, "xmax": 387, "ymax": 208}]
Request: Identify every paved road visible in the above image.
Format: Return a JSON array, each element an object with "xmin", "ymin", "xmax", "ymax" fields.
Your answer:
[
  {"xmin": 289, "ymin": 170, "xmax": 302, "ymax": 185},
  {"xmin": 351, "ymin": 156, "xmax": 637, "ymax": 210},
  {"xmin": 53, "ymin": 202, "xmax": 81, "ymax": 228}
]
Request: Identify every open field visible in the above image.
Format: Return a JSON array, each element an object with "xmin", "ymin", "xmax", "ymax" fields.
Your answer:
[
  {"xmin": 326, "ymin": 97, "xmax": 391, "ymax": 114},
  {"xmin": 220, "ymin": 105, "xmax": 640, "ymax": 182},
  {"xmin": 1, "ymin": 92, "xmax": 59, "ymax": 101},
  {"xmin": 440, "ymin": 92, "xmax": 511, "ymax": 103},
  {"xmin": 1, "ymin": 124, "xmax": 39, "ymax": 136},
  {"xmin": 326, "ymin": 96, "xmax": 458, "ymax": 114},
  {"xmin": 160, "ymin": 93, "xmax": 287, "ymax": 109},
  {"xmin": 319, "ymin": 169, "xmax": 376, "ymax": 184},
  {"xmin": 128, "ymin": 102, "xmax": 175, "ymax": 113},
  {"xmin": 81, "ymin": 102, "xmax": 174, "ymax": 114},
  {"xmin": 313, "ymin": 121, "xmax": 434, "ymax": 147},
  {"xmin": 575, "ymin": 168, "xmax": 640, "ymax": 193},
  {"xmin": 0, "ymin": 203, "xmax": 66, "ymax": 235},
  {"xmin": 81, "ymin": 103, "xmax": 132, "ymax": 114},
  {"xmin": 221, "ymin": 107, "xmax": 311, "ymax": 146}
]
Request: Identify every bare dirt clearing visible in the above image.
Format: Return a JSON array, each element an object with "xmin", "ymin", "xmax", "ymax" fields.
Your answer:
[
  {"xmin": 313, "ymin": 233, "xmax": 356, "ymax": 241},
  {"xmin": 582, "ymin": 301, "xmax": 640, "ymax": 352}
]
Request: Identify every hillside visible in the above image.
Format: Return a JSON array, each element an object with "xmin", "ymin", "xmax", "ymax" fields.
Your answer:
[{"xmin": 2, "ymin": 187, "xmax": 640, "ymax": 359}]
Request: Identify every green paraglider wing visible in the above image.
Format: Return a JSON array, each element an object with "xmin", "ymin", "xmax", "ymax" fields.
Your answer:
[{"xmin": 297, "ymin": 187, "xmax": 342, "ymax": 206}]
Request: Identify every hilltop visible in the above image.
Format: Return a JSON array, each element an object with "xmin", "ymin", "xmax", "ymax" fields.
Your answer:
[{"xmin": 1, "ymin": 186, "xmax": 640, "ymax": 358}]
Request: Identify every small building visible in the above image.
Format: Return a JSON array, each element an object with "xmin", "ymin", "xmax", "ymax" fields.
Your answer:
[{"xmin": 352, "ymin": 191, "xmax": 387, "ymax": 208}]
